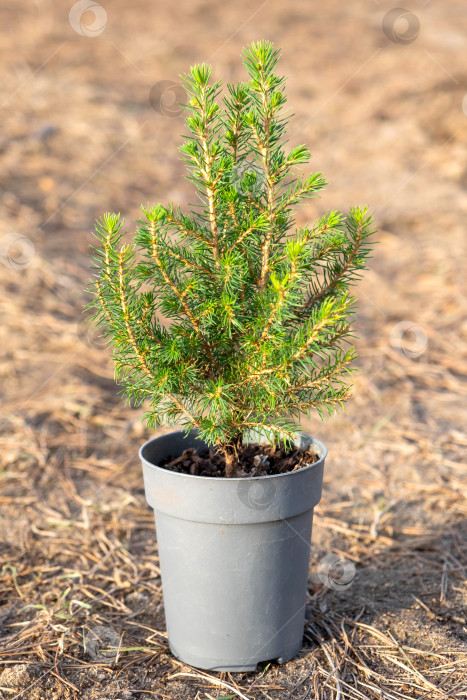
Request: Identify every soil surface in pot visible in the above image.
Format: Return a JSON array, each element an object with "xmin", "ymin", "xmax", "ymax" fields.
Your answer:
[{"xmin": 158, "ymin": 441, "xmax": 319, "ymax": 477}]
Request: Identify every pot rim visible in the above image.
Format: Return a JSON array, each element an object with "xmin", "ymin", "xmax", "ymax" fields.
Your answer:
[{"xmin": 139, "ymin": 429, "xmax": 327, "ymax": 483}]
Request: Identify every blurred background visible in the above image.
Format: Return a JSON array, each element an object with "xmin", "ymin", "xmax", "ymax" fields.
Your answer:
[{"xmin": 1, "ymin": 0, "xmax": 466, "ymax": 697}]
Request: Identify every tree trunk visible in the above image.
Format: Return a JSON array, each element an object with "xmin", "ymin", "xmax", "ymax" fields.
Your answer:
[{"xmin": 223, "ymin": 433, "xmax": 243, "ymax": 478}]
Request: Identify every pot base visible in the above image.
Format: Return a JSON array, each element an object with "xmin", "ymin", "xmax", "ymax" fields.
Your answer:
[{"xmin": 169, "ymin": 641, "xmax": 303, "ymax": 672}]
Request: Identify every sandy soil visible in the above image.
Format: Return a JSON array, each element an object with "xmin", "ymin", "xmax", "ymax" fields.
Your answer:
[{"xmin": 1, "ymin": 0, "xmax": 467, "ymax": 697}]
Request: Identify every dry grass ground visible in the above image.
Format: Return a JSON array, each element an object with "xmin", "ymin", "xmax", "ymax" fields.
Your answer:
[{"xmin": 1, "ymin": 0, "xmax": 467, "ymax": 697}]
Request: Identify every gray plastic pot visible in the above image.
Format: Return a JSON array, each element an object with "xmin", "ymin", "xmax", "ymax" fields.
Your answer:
[{"xmin": 139, "ymin": 429, "xmax": 326, "ymax": 672}]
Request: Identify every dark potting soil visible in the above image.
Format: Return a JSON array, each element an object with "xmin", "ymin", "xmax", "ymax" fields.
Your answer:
[{"xmin": 158, "ymin": 441, "xmax": 319, "ymax": 478}]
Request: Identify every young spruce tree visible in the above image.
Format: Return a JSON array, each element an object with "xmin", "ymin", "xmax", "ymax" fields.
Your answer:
[{"xmin": 89, "ymin": 41, "xmax": 375, "ymax": 477}]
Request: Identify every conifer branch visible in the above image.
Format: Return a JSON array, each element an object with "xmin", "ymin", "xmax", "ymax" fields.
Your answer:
[
  {"xmin": 247, "ymin": 301, "xmax": 351, "ymax": 382},
  {"xmin": 95, "ymin": 279, "xmax": 113, "ymax": 324},
  {"xmin": 252, "ymin": 110, "xmax": 276, "ymax": 292},
  {"xmin": 200, "ymin": 143, "xmax": 220, "ymax": 265},
  {"xmin": 286, "ymin": 389, "xmax": 352, "ymax": 413},
  {"xmin": 117, "ymin": 246, "xmax": 153, "ymax": 375},
  {"xmin": 118, "ymin": 248, "xmax": 201, "ymax": 427},
  {"xmin": 260, "ymin": 256, "xmax": 299, "ymax": 343},
  {"xmin": 284, "ymin": 352, "xmax": 354, "ymax": 395},
  {"xmin": 230, "ymin": 219, "xmax": 263, "ymax": 250},
  {"xmin": 296, "ymin": 210, "xmax": 373, "ymax": 317},
  {"xmin": 164, "ymin": 210, "xmax": 210, "ymax": 247},
  {"xmin": 228, "ymin": 201, "xmax": 239, "ymax": 228},
  {"xmin": 184, "ymin": 66, "xmax": 222, "ymax": 265},
  {"xmin": 301, "ymin": 247, "xmax": 361, "ymax": 312},
  {"xmin": 149, "ymin": 221, "xmax": 221, "ymax": 374},
  {"xmin": 164, "ymin": 247, "xmax": 215, "ymax": 278}
]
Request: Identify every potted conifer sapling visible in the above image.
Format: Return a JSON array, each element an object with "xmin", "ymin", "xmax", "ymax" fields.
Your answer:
[{"xmin": 89, "ymin": 41, "xmax": 375, "ymax": 672}]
